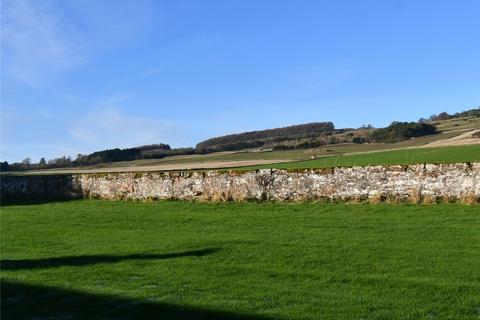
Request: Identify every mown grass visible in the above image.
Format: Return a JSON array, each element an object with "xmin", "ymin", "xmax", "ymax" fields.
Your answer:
[
  {"xmin": 1, "ymin": 200, "xmax": 479, "ymax": 319},
  {"xmin": 243, "ymin": 145, "xmax": 480, "ymax": 170}
]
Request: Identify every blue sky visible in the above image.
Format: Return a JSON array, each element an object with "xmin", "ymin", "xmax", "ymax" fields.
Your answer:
[{"xmin": 1, "ymin": 0, "xmax": 479, "ymax": 162}]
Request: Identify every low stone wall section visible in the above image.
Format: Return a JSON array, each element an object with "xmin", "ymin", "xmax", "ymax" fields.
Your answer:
[{"xmin": 1, "ymin": 163, "xmax": 479, "ymax": 203}]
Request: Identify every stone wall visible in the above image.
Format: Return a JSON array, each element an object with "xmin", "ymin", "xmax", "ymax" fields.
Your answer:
[
  {"xmin": 1, "ymin": 174, "xmax": 83, "ymax": 201},
  {"xmin": 1, "ymin": 163, "xmax": 479, "ymax": 203}
]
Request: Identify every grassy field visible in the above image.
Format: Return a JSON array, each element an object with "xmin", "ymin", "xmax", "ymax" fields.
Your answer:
[
  {"xmin": 4, "ymin": 116, "xmax": 478, "ymax": 175},
  {"xmin": 2, "ymin": 200, "xmax": 479, "ymax": 319},
  {"xmin": 243, "ymin": 144, "xmax": 480, "ymax": 170},
  {"xmin": 14, "ymin": 133, "xmax": 478, "ymax": 175},
  {"xmin": 64, "ymin": 118, "xmax": 479, "ymax": 170},
  {"xmin": 81, "ymin": 132, "xmax": 470, "ymax": 167},
  {"xmin": 76, "ymin": 121, "xmax": 473, "ymax": 170}
]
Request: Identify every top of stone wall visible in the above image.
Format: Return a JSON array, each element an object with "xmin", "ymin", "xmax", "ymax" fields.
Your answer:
[{"xmin": 1, "ymin": 161, "xmax": 479, "ymax": 178}]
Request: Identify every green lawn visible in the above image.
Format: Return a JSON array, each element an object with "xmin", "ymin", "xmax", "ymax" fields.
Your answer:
[
  {"xmin": 1, "ymin": 200, "xmax": 479, "ymax": 319},
  {"xmin": 243, "ymin": 145, "xmax": 480, "ymax": 170}
]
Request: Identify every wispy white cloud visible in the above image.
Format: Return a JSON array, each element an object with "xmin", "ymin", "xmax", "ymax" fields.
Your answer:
[
  {"xmin": 0, "ymin": 100, "xmax": 183, "ymax": 162},
  {"xmin": 1, "ymin": 0, "xmax": 158, "ymax": 86},
  {"xmin": 0, "ymin": 104, "xmax": 78, "ymax": 161},
  {"xmin": 70, "ymin": 107, "xmax": 178, "ymax": 152},
  {"xmin": 1, "ymin": 0, "xmax": 86, "ymax": 85}
]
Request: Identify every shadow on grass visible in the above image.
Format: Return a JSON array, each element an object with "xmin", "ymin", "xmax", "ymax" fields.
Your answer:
[
  {"xmin": 0, "ymin": 197, "xmax": 80, "ymax": 207},
  {"xmin": 1, "ymin": 248, "xmax": 220, "ymax": 271},
  {"xmin": 1, "ymin": 173, "xmax": 82, "ymax": 206},
  {"xmin": 1, "ymin": 279, "xmax": 278, "ymax": 320}
]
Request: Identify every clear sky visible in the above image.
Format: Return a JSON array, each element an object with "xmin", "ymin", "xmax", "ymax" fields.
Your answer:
[{"xmin": 1, "ymin": 0, "xmax": 479, "ymax": 162}]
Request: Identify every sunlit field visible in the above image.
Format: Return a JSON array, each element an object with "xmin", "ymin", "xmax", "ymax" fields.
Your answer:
[
  {"xmin": 2, "ymin": 200, "xmax": 479, "ymax": 319},
  {"xmin": 245, "ymin": 145, "xmax": 480, "ymax": 170}
]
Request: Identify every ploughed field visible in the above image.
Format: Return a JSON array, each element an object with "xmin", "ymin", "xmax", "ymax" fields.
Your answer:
[{"xmin": 1, "ymin": 200, "xmax": 479, "ymax": 319}]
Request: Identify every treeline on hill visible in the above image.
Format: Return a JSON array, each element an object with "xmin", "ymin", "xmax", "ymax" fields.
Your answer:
[
  {"xmin": 271, "ymin": 127, "xmax": 372, "ymax": 150},
  {"xmin": 270, "ymin": 122, "xmax": 438, "ymax": 149},
  {"xmin": 369, "ymin": 122, "xmax": 437, "ymax": 143},
  {"xmin": 1, "ymin": 144, "xmax": 195, "ymax": 172},
  {"xmin": 75, "ymin": 144, "xmax": 195, "ymax": 166},
  {"xmin": 367, "ymin": 107, "xmax": 479, "ymax": 143},
  {"xmin": 195, "ymin": 122, "xmax": 336, "ymax": 153},
  {"xmin": 419, "ymin": 107, "xmax": 480, "ymax": 122}
]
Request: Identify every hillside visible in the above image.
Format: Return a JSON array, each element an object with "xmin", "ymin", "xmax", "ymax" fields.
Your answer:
[
  {"xmin": 195, "ymin": 122, "xmax": 336, "ymax": 153},
  {"xmin": 2, "ymin": 107, "xmax": 479, "ymax": 173},
  {"xmin": 196, "ymin": 108, "xmax": 480, "ymax": 153}
]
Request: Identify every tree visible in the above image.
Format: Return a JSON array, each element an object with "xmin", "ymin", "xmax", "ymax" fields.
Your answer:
[
  {"xmin": 39, "ymin": 158, "xmax": 47, "ymax": 168},
  {"xmin": 370, "ymin": 122, "xmax": 437, "ymax": 143},
  {"xmin": 352, "ymin": 136, "xmax": 365, "ymax": 144},
  {"xmin": 21, "ymin": 157, "xmax": 32, "ymax": 170},
  {"xmin": 436, "ymin": 112, "xmax": 451, "ymax": 120},
  {"xmin": 360, "ymin": 124, "xmax": 374, "ymax": 129},
  {"xmin": 0, "ymin": 161, "xmax": 9, "ymax": 171}
]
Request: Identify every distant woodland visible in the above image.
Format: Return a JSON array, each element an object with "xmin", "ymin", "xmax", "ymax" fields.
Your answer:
[
  {"xmin": 2, "ymin": 107, "xmax": 478, "ymax": 172},
  {"xmin": 195, "ymin": 122, "xmax": 336, "ymax": 153},
  {"xmin": 1, "ymin": 145, "xmax": 195, "ymax": 172},
  {"xmin": 370, "ymin": 122, "xmax": 437, "ymax": 143}
]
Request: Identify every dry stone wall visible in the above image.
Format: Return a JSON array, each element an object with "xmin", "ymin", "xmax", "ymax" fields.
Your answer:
[{"xmin": 1, "ymin": 163, "xmax": 479, "ymax": 203}]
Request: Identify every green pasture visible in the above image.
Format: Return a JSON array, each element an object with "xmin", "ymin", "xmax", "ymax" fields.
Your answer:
[
  {"xmin": 244, "ymin": 145, "xmax": 480, "ymax": 170},
  {"xmin": 1, "ymin": 200, "xmax": 479, "ymax": 319},
  {"xmin": 20, "ymin": 131, "xmax": 473, "ymax": 174}
]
